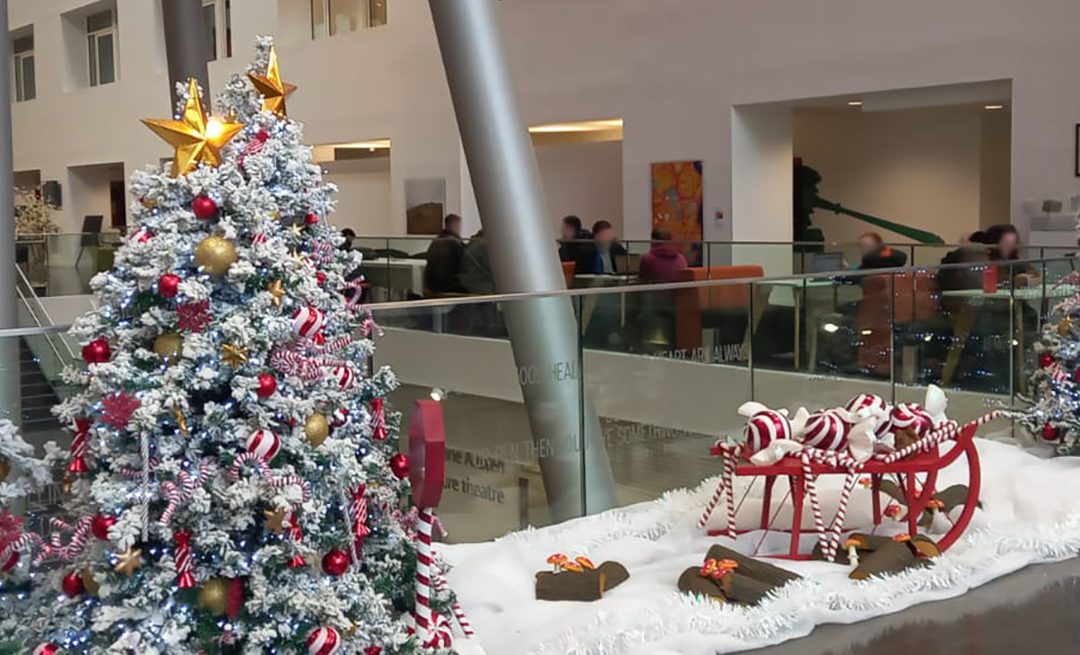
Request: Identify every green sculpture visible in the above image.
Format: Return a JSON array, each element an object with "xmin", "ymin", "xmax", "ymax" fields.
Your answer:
[{"xmin": 794, "ymin": 159, "xmax": 945, "ymax": 246}]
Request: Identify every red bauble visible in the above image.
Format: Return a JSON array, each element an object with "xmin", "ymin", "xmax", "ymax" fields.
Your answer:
[
  {"xmin": 1074, "ymin": 368, "xmax": 1080, "ymax": 384},
  {"xmin": 321, "ymin": 548, "xmax": 350, "ymax": 576},
  {"xmin": 304, "ymin": 212, "xmax": 320, "ymax": 225},
  {"xmin": 313, "ymin": 331, "xmax": 326, "ymax": 346},
  {"xmin": 316, "ymin": 271, "xmax": 327, "ymax": 285},
  {"xmin": 364, "ymin": 648, "xmax": 383, "ymax": 655},
  {"xmin": 91, "ymin": 514, "xmax": 117, "ymax": 541},
  {"xmin": 1, "ymin": 550, "xmax": 18, "ymax": 573},
  {"xmin": 256, "ymin": 373, "xmax": 278, "ymax": 399},
  {"xmin": 192, "ymin": 195, "xmax": 218, "ymax": 220},
  {"xmin": 158, "ymin": 273, "xmax": 182, "ymax": 298},
  {"xmin": 1042, "ymin": 424, "xmax": 1061, "ymax": 441},
  {"xmin": 1040, "ymin": 353, "xmax": 1054, "ymax": 369},
  {"xmin": 81, "ymin": 338, "xmax": 111, "ymax": 364},
  {"xmin": 389, "ymin": 453, "xmax": 409, "ymax": 479},
  {"xmin": 62, "ymin": 571, "xmax": 85, "ymax": 597}
]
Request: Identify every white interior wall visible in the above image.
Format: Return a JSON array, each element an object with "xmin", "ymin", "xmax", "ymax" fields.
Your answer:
[
  {"xmin": 322, "ymin": 158, "xmax": 393, "ymax": 235},
  {"xmin": 9, "ymin": 0, "xmax": 1080, "ymax": 242},
  {"xmin": 730, "ymin": 105, "xmax": 793, "ymax": 273},
  {"xmin": 980, "ymin": 110, "xmax": 1012, "ymax": 229},
  {"xmin": 535, "ymin": 140, "xmax": 623, "ymax": 237},
  {"xmin": 793, "ymin": 106, "xmax": 998, "ymax": 244}
]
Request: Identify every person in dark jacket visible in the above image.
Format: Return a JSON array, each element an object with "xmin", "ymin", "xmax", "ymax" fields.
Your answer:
[
  {"xmin": 580, "ymin": 220, "xmax": 628, "ymax": 274},
  {"xmin": 855, "ymin": 232, "xmax": 907, "ymax": 270},
  {"xmin": 423, "ymin": 214, "xmax": 465, "ymax": 295},
  {"xmin": 458, "ymin": 229, "xmax": 494, "ymax": 294},
  {"xmin": 639, "ymin": 229, "xmax": 689, "ymax": 283},
  {"xmin": 558, "ymin": 215, "xmax": 591, "ymax": 265}
]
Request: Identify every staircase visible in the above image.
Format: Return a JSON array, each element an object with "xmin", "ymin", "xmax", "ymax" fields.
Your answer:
[{"xmin": 19, "ymin": 337, "xmax": 62, "ymax": 433}]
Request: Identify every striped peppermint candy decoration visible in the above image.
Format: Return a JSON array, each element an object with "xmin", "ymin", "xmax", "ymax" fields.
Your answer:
[
  {"xmin": 844, "ymin": 393, "xmax": 888, "ymax": 416},
  {"xmin": 891, "ymin": 403, "xmax": 934, "ymax": 438},
  {"xmin": 32, "ymin": 644, "xmax": 60, "ymax": 655},
  {"xmin": 799, "ymin": 410, "xmax": 849, "ymax": 451},
  {"xmin": 305, "ymin": 626, "xmax": 340, "ymax": 655},
  {"xmin": 743, "ymin": 409, "xmax": 791, "ymax": 456},
  {"xmin": 246, "ymin": 429, "xmax": 280, "ymax": 463},
  {"xmin": 174, "ymin": 530, "xmax": 196, "ymax": 589},
  {"xmin": 424, "ymin": 613, "xmax": 454, "ymax": 650},
  {"xmin": 330, "ymin": 365, "xmax": 355, "ymax": 390},
  {"xmin": 330, "ymin": 408, "xmax": 350, "ymax": 428},
  {"xmin": 291, "ymin": 307, "xmax": 326, "ymax": 339}
]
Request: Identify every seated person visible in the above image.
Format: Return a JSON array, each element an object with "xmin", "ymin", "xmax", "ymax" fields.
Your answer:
[
  {"xmin": 855, "ymin": 232, "xmax": 907, "ymax": 270},
  {"xmin": 579, "ymin": 220, "xmax": 628, "ymax": 275},
  {"xmin": 558, "ymin": 215, "xmax": 591, "ymax": 264},
  {"xmin": 638, "ymin": 229, "xmax": 689, "ymax": 283},
  {"xmin": 423, "ymin": 214, "xmax": 465, "ymax": 295}
]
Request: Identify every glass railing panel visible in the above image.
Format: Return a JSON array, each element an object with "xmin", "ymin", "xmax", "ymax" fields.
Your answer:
[
  {"xmin": 908, "ymin": 244, "xmax": 957, "ymax": 268},
  {"xmin": 368, "ymin": 295, "xmax": 586, "ymax": 543},
  {"xmin": 577, "ymin": 281, "xmax": 750, "ymax": 501}
]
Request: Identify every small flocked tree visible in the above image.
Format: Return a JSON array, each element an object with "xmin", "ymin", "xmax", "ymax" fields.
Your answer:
[
  {"xmin": 1022, "ymin": 284, "xmax": 1080, "ymax": 455},
  {"xmin": 0, "ymin": 39, "xmax": 446, "ymax": 654},
  {"xmin": 14, "ymin": 186, "xmax": 59, "ymax": 237}
]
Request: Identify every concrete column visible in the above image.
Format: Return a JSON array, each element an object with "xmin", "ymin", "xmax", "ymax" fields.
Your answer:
[
  {"xmin": 160, "ymin": 0, "xmax": 210, "ymax": 107},
  {"xmin": 428, "ymin": 0, "xmax": 616, "ymax": 519},
  {"xmin": 0, "ymin": 0, "xmax": 21, "ymax": 422}
]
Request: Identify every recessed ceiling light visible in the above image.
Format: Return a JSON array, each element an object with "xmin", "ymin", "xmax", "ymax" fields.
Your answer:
[
  {"xmin": 847, "ymin": 100, "xmax": 863, "ymax": 107},
  {"xmin": 985, "ymin": 104, "xmax": 1005, "ymax": 110}
]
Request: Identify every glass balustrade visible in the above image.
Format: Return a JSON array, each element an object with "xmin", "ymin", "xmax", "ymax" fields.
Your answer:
[{"xmin": 6, "ymin": 256, "xmax": 1075, "ymax": 546}]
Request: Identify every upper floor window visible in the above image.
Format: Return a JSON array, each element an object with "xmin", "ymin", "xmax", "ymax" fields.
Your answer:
[
  {"xmin": 86, "ymin": 9, "xmax": 115, "ymax": 86},
  {"xmin": 12, "ymin": 30, "xmax": 34, "ymax": 102},
  {"xmin": 202, "ymin": 0, "xmax": 232, "ymax": 62},
  {"xmin": 311, "ymin": 0, "xmax": 386, "ymax": 39}
]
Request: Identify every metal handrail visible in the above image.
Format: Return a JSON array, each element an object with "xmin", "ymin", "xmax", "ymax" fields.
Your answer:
[
  {"xmin": 365, "ymin": 254, "xmax": 1078, "ymax": 312},
  {"xmin": 14, "ymin": 265, "xmax": 76, "ymax": 361}
]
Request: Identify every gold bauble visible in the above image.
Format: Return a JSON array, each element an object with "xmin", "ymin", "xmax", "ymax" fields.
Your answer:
[
  {"xmin": 194, "ymin": 235, "xmax": 238, "ymax": 278},
  {"xmin": 0, "ymin": 455, "xmax": 9, "ymax": 483},
  {"xmin": 153, "ymin": 332, "xmax": 184, "ymax": 363},
  {"xmin": 81, "ymin": 568, "xmax": 100, "ymax": 597},
  {"xmin": 198, "ymin": 578, "xmax": 230, "ymax": 615},
  {"xmin": 304, "ymin": 413, "xmax": 330, "ymax": 447}
]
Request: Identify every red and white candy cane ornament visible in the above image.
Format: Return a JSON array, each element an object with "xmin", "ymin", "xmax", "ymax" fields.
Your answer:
[
  {"xmin": 246, "ymin": 429, "xmax": 280, "ymax": 463},
  {"xmin": 370, "ymin": 397, "xmax": 388, "ymax": 441},
  {"xmin": 68, "ymin": 418, "xmax": 92, "ymax": 474},
  {"xmin": 891, "ymin": 403, "xmax": 934, "ymax": 438},
  {"xmin": 291, "ymin": 306, "xmax": 326, "ymax": 339},
  {"xmin": 350, "ymin": 485, "xmax": 370, "ymax": 556},
  {"xmin": 743, "ymin": 408, "xmax": 791, "ymax": 457},
  {"xmin": 306, "ymin": 626, "xmax": 340, "ymax": 655},
  {"xmin": 32, "ymin": 644, "xmax": 60, "ymax": 655},
  {"xmin": 800, "ymin": 410, "xmax": 848, "ymax": 451},
  {"xmin": 330, "ymin": 365, "xmax": 355, "ymax": 390},
  {"xmin": 174, "ymin": 530, "xmax": 196, "ymax": 589}
]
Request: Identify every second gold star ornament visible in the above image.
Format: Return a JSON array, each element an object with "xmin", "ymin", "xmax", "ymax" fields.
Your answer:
[
  {"xmin": 142, "ymin": 78, "xmax": 243, "ymax": 176},
  {"xmin": 248, "ymin": 46, "xmax": 297, "ymax": 118}
]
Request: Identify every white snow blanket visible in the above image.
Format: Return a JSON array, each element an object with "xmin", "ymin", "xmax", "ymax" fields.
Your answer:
[{"xmin": 441, "ymin": 438, "xmax": 1080, "ymax": 655}]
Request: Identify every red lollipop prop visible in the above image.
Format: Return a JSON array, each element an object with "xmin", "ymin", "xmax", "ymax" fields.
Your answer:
[{"xmin": 408, "ymin": 400, "xmax": 446, "ymax": 642}]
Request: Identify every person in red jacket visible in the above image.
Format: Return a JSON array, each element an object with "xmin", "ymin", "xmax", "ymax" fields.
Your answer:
[{"xmin": 639, "ymin": 229, "xmax": 689, "ymax": 283}]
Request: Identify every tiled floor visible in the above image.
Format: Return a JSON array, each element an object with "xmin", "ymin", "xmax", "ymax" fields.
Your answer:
[{"xmin": 744, "ymin": 557, "xmax": 1080, "ymax": 655}]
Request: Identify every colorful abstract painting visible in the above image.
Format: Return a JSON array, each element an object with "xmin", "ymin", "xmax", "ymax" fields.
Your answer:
[{"xmin": 651, "ymin": 160, "xmax": 703, "ymax": 264}]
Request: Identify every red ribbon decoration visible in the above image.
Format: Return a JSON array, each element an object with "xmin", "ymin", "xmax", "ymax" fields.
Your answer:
[
  {"xmin": 68, "ymin": 418, "xmax": 92, "ymax": 474},
  {"xmin": 371, "ymin": 398, "xmax": 387, "ymax": 441},
  {"xmin": 174, "ymin": 531, "xmax": 196, "ymax": 589}
]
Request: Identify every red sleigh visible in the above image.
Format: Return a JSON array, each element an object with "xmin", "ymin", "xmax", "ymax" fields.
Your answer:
[{"xmin": 698, "ymin": 413, "xmax": 998, "ymax": 560}]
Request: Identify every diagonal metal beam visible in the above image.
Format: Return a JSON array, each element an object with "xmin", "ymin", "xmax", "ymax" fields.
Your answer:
[{"xmin": 428, "ymin": 0, "xmax": 616, "ymax": 519}]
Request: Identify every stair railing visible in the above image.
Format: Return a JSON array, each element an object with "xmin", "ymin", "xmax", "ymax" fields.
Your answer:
[{"xmin": 14, "ymin": 265, "xmax": 76, "ymax": 380}]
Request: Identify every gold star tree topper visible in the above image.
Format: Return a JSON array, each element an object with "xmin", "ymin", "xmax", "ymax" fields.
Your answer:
[
  {"xmin": 142, "ymin": 78, "xmax": 244, "ymax": 176},
  {"xmin": 248, "ymin": 46, "xmax": 297, "ymax": 117}
]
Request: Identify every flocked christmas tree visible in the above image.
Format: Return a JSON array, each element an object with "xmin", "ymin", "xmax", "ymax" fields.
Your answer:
[
  {"xmin": 0, "ymin": 39, "xmax": 450, "ymax": 654},
  {"xmin": 1021, "ymin": 280, "xmax": 1080, "ymax": 455}
]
